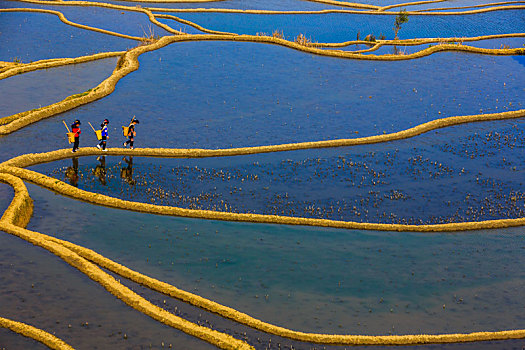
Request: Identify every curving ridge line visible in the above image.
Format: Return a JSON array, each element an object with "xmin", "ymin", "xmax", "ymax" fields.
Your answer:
[
  {"xmin": 0, "ymin": 174, "xmax": 33, "ymax": 228},
  {"xmin": 4, "ymin": 163, "xmax": 525, "ymax": 233},
  {"xmin": 0, "ymin": 31, "xmax": 523, "ymax": 133},
  {"xmin": 143, "ymin": 4, "xmax": 525, "ymax": 15},
  {"xmin": 299, "ymin": 0, "xmax": 379, "ymax": 10},
  {"xmin": 0, "ymin": 7, "xmax": 185, "ymax": 39},
  {"xmin": 0, "ymin": 173, "xmax": 254, "ymax": 350},
  {"xmin": 0, "ymin": 222, "xmax": 255, "ymax": 350},
  {"xmin": 9, "ymin": 0, "xmax": 525, "ymax": 15},
  {"xmin": 97, "ymin": 0, "xmax": 227, "ymax": 2},
  {"xmin": 378, "ymin": 0, "xmax": 447, "ymax": 11},
  {"xmin": 11, "ymin": 0, "xmax": 522, "ymax": 12},
  {"xmin": 0, "ymin": 61, "xmax": 19, "ymax": 73},
  {"xmin": 414, "ymin": 1, "xmax": 525, "ymax": 12},
  {"xmin": 1, "ymin": 99, "xmax": 525, "ymax": 234},
  {"xmin": 0, "ymin": 51, "xmax": 125, "ymax": 82},
  {"xmin": 1, "ymin": 173, "xmax": 525, "ymax": 346},
  {"xmin": 0, "ymin": 316, "xmax": 74, "ymax": 350},
  {"xmin": 313, "ymin": 33, "xmax": 525, "ymax": 48},
  {"xmin": 141, "ymin": 7, "xmax": 185, "ymax": 35},
  {"xmin": 3, "ymin": 108, "xmax": 524, "ymax": 168},
  {"xmin": 2, "ymin": 1, "xmax": 525, "ymax": 347},
  {"xmin": 0, "ymin": 106, "xmax": 524, "ymax": 235},
  {"xmin": 6, "ymin": 6, "xmax": 524, "ymax": 50},
  {"xmin": 155, "ymin": 13, "xmax": 239, "ymax": 35},
  {"xmin": 47, "ymin": 234, "xmax": 525, "ymax": 345},
  {"xmin": 0, "ymin": 35, "xmax": 176, "ymax": 134},
  {"xmin": 168, "ymin": 34, "xmax": 525, "ymax": 62},
  {"xmin": 0, "ymin": 8, "xmax": 143, "ymax": 41},
  {"xmin": 0, "ymin": 30, "xmax": 521, "ymax": 80},
  {"xmin": 1, "ymin": 7, "xmax": 523, "ymax": 77}
]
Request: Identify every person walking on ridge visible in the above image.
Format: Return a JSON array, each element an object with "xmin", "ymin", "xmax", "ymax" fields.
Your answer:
[
  {"xmin": 71, "ymin": 119, "xmax": 81, "ymax": 153},
  {"xmin": 97, "ymin": 119, "xmax": 109, "ymax": 151},
  {"xmin": 123, "ymin": 119, "xmax": 139, "ymax": 150}
]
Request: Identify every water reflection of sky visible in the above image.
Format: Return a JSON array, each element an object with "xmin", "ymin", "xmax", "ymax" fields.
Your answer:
[
  {"xmin": 1, "ymin": 1, "xmax": 525, "ymax": 348},
  {"xmin": 0, "ymin": 10, "xmax": 136, "ymax": 62},
  {"xmin": 48, "ymin": 41, "xmax": 525, "ymax": 150},
  {"xmin": 25, "ymin": 183, "xmax": 525, "ymax": 337},
  {"xmin": 0, "ymin": 220, "xmax": 215, "ymax": 349},
  {"xmin": 167, "ymin": 10, "xmax": 525, "ymax": 42},
  {"xmin": 34, "ymin": 118, "xmax": 525, "ymax": 225},
  {"xmin": 0, "ymin": 58, "xmax": 117, "ymax": 116},
  {"xmin": 514, "ymin": 55, "xmax": 525, "ymax": 68}
]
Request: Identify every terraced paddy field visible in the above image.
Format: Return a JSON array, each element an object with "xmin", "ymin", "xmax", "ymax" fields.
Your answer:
[{"xmin": 1, "ymin": 0, "xmax": 525, "ymax": 348}]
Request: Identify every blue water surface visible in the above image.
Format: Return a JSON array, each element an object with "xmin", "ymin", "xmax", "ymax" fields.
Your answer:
[
  {"xmin": 0, "ymin": 39, "xmax": 523, "ymax": 160},
  {"xmin": 0, "ymin": 58, "xmax": 117, "ymax": 117},
  {"xmin": 0, "ymin": 223, "xmax": 214, "ymax": 349},
  {"xmin": 24, "ymin": 182, "xmax": 525, "ymax": 337},
  {"xmin": 1, "ymin": 1, "xmax": 173, "ymax": 38},
  {"xmin": 165, "ymin": 10, "xmax": 525, "ymax": 42},
  {"xmin": 50, "ymin": 41, "xmax": 525, "ymax": 150},
  {"xmin": 1, "ymin": 1, "xmax": 525, "ymax": 349},
  {"xmin": 0, "ymin": 8, "xmax": 136, "ymax": 62},
  {"xmin": 33, "ymin": 117, "xmax": 525, "ymax": 225}
]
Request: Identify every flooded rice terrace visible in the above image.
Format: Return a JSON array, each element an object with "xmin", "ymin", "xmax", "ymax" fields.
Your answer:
[{"xmin": 1, "ymin": 0, "xmax": 525, "ymax": 349}]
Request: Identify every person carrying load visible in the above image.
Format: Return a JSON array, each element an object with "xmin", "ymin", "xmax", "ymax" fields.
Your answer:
[
  {"xmin": 123, "ymin": 118, "xmax": 139, "ymax": 150},
  {"xmin": 71, "ymin": 119, "xmax": 81, "ymax": 153},
  {"xmin": 121, "ymin": 116, "xmax": 135, "ymax": 139},
  {"xmin": 96, "ymin": 119, "xmax": 109, "ymax": 151}
]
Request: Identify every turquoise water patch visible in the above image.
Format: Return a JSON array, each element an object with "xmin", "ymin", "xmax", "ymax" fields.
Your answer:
[
  {"xmin": 25, "ymin": 183, "xmax": 525, "ymax": 335},
  {"xmin": 1, "ymin": 2, "xmax": 525, "ymax": 347},
  {"xmin": 0, "ymin": 221, "xmax": 214, "ymax": 349}
]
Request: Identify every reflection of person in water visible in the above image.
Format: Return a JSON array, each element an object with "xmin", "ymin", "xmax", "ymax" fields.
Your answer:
[
  {"xmin": 93, "ymin": 156, "xmax": 107, "ymax": 186},
  {"xmin": 120, "ymin": 156, "xmax": 135, "ymax": 185},
  {"xmin": 65, "ymin": 157, "xmax": 79, "ymax": 187}
]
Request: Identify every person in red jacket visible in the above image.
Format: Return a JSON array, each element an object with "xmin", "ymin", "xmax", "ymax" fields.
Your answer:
[{"xmin": 71, "ymin": 119, "xmax": 81, "ymax": 153}]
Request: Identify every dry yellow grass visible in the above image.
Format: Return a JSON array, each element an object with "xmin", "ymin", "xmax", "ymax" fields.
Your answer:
[
  {"xmin": 1, "ymin": 171, "xmax": 525, "ymax": 346},
  {"xmin": 2, "ymin": 1, "xmax": 525, "ymax": 347}
]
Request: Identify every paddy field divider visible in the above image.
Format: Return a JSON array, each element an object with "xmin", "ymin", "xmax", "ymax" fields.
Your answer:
[
  {"xmin": 0, "ymin": 26, "xmax": 523, "ymax": 134},
  {"xmin": 1, "ymin": 171, "xmax": 525, "ymax": 346},
  {"xmin": 0, "ymin": 173, "xmax": 255, "ymax": 350},
  {"xmin": 2, "ymin": 1, "xmax": 525, "ymax": 347},
  {"xmin": 0, "ymin": 316, "xmax": 74, "ymax": 350}
]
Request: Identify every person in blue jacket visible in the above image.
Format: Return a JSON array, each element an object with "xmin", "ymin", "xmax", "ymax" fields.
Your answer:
[{"xmin": 97, "ymin": 119, "xmax": 109, "ymax": 151}]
